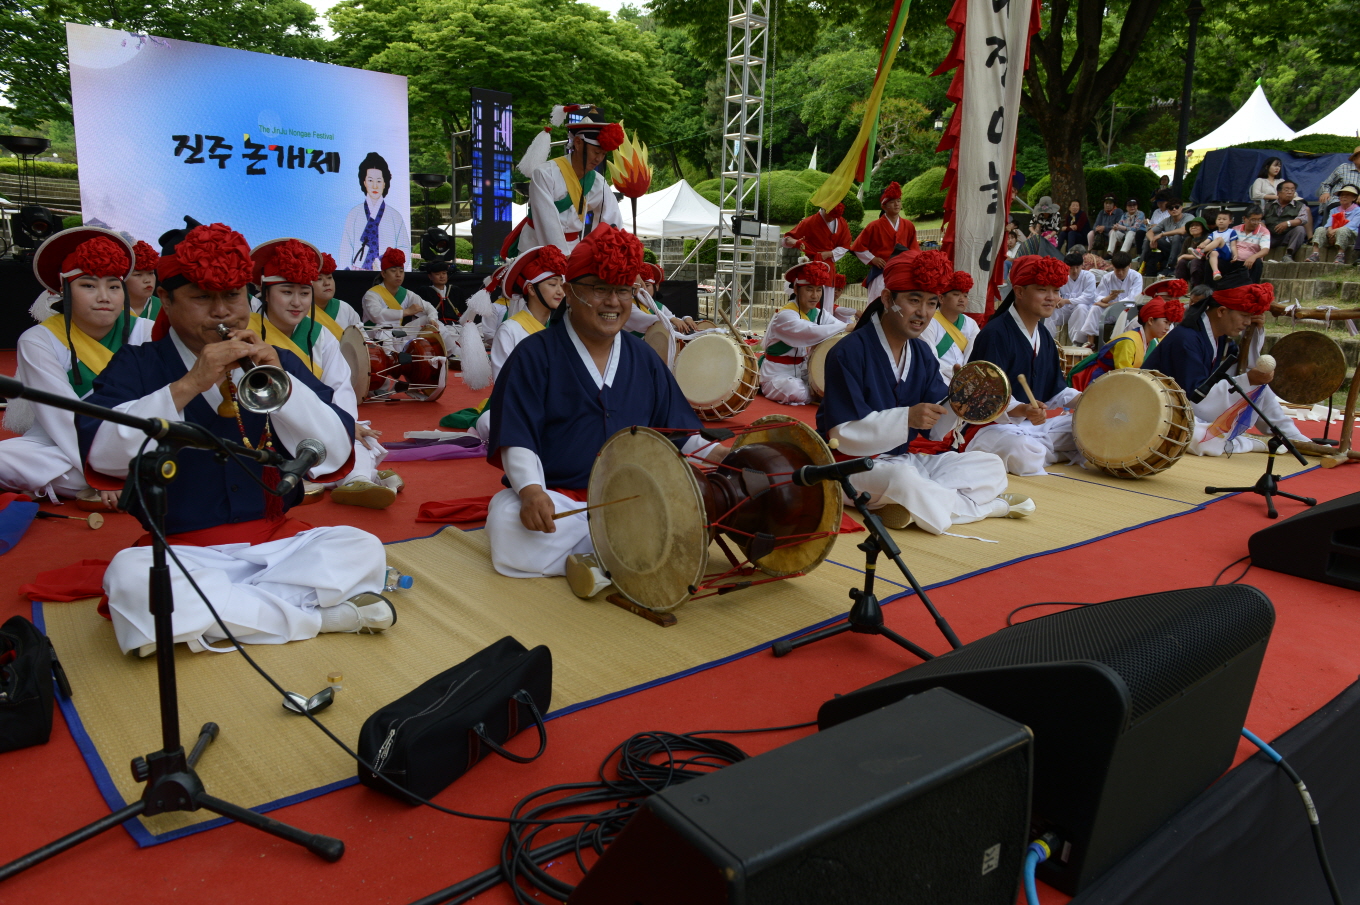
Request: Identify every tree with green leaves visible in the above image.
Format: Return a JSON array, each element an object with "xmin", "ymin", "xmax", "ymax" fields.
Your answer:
[{"xmin": 0, "ymin": 0, "xmax": 329, "ymax": 127}]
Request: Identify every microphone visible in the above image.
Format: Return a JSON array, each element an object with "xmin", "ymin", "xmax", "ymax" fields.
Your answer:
[
  {"xmin": 275, "ymin": 438, "xmax": 326, "ymax": 496},
  {"xmin": 792, "ymin": 457, "xmax": 874, "ymax": 487},
  {"xmin": 1189, "ymin": 351, "xmax": 1239, "ymax": 403}
]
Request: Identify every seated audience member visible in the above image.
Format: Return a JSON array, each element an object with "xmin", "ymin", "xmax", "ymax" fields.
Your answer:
[
  {"xmin": 1307, "ymin": 184, "xmax": 1360, "ymax": 264},
  {"xmin": 0, "ymin": 228, "xmax": 153, "ymax": 504},
  {"xmin": 1233, "ymin": 206, "xmax": 1272, "ymax": 283},
  {"xmin": 1173, "ymin": 218, "xmax": 1213, "ymax": 285},
  {"xmin": 1263, "ymin": 180, "xmax": 1310, "ymax": 260},
  {"xmin": 1031, "ymin": 196, "xmax": 1061, "ymax": 246},
  {"xmin": 1058, "ymin": 201, "xmax": 1090, "ymax": 252},
  {"xmin": 1069, "ymin": 282, "xmax": 1185, "ymax": 390},
  {"xmin": 852, "ymin": 181, "xmax": 920, "ymax": 301},
  {"xmin": 920, "ymin": 270, "xmax": 979, "ymax": 383},
  {"xmin": 361, "ymin": 247, "xmax": 439, "ymax": 330},
  {"xmin": 309, "ymin": 252, "xmax": 364, "ymax": 339},
  {"xmin": 817, "ymin": 250, "xmax": 1028, "ymax": 532},
  {"xmin": 1316, "ymin": 148, "xmax": 1360, "ymax": 208},
  {"xmin": 417, "ymin": 259, "xmax": 462, "ymax": 322},
  {"xmin": 1143, "ymin": 274, "xmax": 1308, "ymax": 457},
  {"xmin": 1138, "ymin": 192, "xmax": 1172, "ymax": 263},
  {"xmin": 1146, "ymin": 199, "xmax": 1190, "ymax": 275},
  {"xmin": 1109, "ymin": 198, "xmax": 1146, "ymax": 255},
  {"xmin": 79, "ymin": 221, "xmax": 393, "ymax": 656},
  {"xmin": 758, "ymin": 260, "xmax": 855, "ymax": 405},
  {"xmin": 1052, "ymin": 251, "xmax": 1098, "ymax": 342},
  {"xmin": 1205, "ymin": 210, "xmax": 1239, "ymax": 280},
  {"xmin": 1088, "ymin": 196, "xmax": 1121, "ymax": 253},
  {"xmin": 484, "ymin": 223, "xmax": 723, "ymax": 597},
  {"xmin": 1250, "ymin": 157, "xmax": 1283, "ymax": 204},
  {"xmin": 938, "ymin": 255, "xmax": 1082, "ymax": 476},
  {"xmin": 1079, "ymin": 251, "xmax": 1143, "ymax": 344}
]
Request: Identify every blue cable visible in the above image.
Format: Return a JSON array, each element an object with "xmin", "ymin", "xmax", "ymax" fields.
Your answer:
[
  {"xmin": 1023, "ymin": 840, "xmax": 1050, "ymax": 905},
  {"xmin": 1241, "ymin": 726, "xmax": 1283, "ymax": 763}
]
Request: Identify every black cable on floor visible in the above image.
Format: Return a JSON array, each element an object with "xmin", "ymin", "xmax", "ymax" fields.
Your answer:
[{"xmin": 1213, "ymin": 554, "xmax": 1253, "ymax": 586}]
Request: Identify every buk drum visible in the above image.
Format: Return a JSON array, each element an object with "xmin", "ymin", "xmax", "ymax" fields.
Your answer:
[
  {"xmin": 806, "ymin": 333, "xmax": 845, "ymax": 401},
  {"xmin": 396, "ymin": 329, "xmax": 448, "ymax": 401},
  {"xmin": 1061, "ymin": 345, "xmax": 1090, "ymax": 377},
  {"xmin": 339, "ymin": 325, "xmax": 394, "ymax": 400},
  {"xmin": 588, "ymin": 416, "xmax": 842, "ymax": 613},
  {"xmin": 673, "ymin": 333, "xmax": 759, "ymax": 421},
  {"xmin": 1072, "ymin": 368, "xmax": 1192, "ymax": 478}
]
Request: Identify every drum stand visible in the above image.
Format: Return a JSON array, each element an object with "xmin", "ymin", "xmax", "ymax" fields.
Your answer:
[
  {"xmin": 0, "ymin": 377, "xmax": 343, "ymax": 882},
  {"xmin": 1205, "ymin": 375, "xmax": 1317, "ymax": 520},
  {"xmin": 772, "ymin": 479, "xmax": 962, "ymax": 660}
]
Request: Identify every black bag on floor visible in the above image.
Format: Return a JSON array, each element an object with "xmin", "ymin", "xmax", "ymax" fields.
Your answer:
[
  {"xmin": 357, "ymin": 636, "xmax": 551, "ymax": 804},
  {"xmin": 0, "ymin": 615, "xmax": 72, "ymax": 754}
]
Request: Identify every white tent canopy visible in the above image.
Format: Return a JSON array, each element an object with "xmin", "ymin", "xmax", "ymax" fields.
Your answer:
[
  {"xmin": 627, "ymin": 179, "xmax": 722, "ymax": 238},
  {"xmin": 1298, "ymin": 85, "xmax": 1360, "ymax": 137},
  {"xmin": 1188, "ymin": 85, "xmax": 1296, "ymax": 150}
]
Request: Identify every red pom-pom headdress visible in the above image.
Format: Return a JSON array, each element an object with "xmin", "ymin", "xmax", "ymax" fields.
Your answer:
[
  {"xmin": 33, "ymin": 227, "xmax": 135, "ymax": 292},
  {"xmin": 784, "ymin": 260, "xmax": 836, "ymax": 288},
  {"xmin": 596, "ymin": 123, "xmax": 625, "ymax": 153},
  {"xmin": 1140, "ymin": 299, "xmax": 1185, "ymax": 324},
  {"xmin": 566, "ymin": 110, "xmax": 625, "ymax": 152},
  {"xmin": 318, "ymin": 252, "xmax": 337, "ymax": 276},
  {"xmin": 1143, "ymin": 277, "xmax": 1188, "ymax": 301},
  {"xmin": 834, "ymin": 273, "xmax": 847, "ymax": 290},
  {"xmin": 1009, "ymin": 255, "xmax": 1071, "ymax": 290},
  {"xmin": 948, "ymin": 271, "xmax": 975, "ymax": 294},
  {"xmin": 1214, "ymin": 282, "xmax": 1274, "ymax": 315},
  {"xmin": 380, "ymin": 247, "xmax": 406, "ymax": 271},
  {"xmin": 132, "ymin": 240, "xmax": 160, "ymax": 274},
  {"xmin": 251, "ymin": 238, "xmax": 322, "ymax": 286},
  {"xmin": 883, "ymin": 249, "xmax": 953, "ymax": 295},
  {"xmin": 880, "ymin": 182, "xmax": 902, "ymax": 203},
  {"xmin": 505, "ymin": 245, "xmax": 571, "ymax": 298},
  {"xmin": 639, "ymin": 262, "xmax": 664, "ymax": 286},
  {"xmin": 565, "ymin": 223, "xmax": 644, "ymax": 287},
  {"xmin": 156, "ymin": 223, "xmax": 253, "ymax": 292},
  {"xmin": 824, "ymin": 203, "xmax": 846, "ymax": 220}
]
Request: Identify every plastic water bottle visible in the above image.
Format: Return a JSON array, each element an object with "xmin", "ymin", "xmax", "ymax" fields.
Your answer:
[{"xmin": 384, "ymin": 567, "xmax": 414, "ymax": 591}]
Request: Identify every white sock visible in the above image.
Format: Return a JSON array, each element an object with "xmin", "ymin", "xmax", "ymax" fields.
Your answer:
[
  {"xmin": 320, "ymin": 603, "xmax": 359, "ymax": 633},
  {"xmin": 985, "ymin": 498, "xmax": 1012, "ymax": 518}
]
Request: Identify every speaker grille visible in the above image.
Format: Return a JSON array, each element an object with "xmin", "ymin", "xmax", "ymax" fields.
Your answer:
[{"xmin": 899, "ymin": 586, "xmax": 1273, "ymax": 721}]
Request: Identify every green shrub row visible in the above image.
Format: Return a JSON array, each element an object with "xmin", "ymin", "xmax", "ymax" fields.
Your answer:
[
  {"xmin": 1025, "ymin": 162, "xmax": 1161, "ymax": 211},
  {"xmin": 0, "ymin": 158, "xmax": 79, "ymax": 179}
]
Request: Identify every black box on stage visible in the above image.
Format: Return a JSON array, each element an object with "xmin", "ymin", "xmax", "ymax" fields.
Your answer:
[
  {"xmin": 658, "ymin": 279, "xmax": 699, "ymax": 321},
  {"xmin": 1249, "ymin": 490, "xmax": 1360, "ymax": 589},
  {"xmin": 568, "ymin": 687, "xmax": 1033, "ymax": 905},
  {"xmin": 818, "ymin": 585, "xmax": 1275, "ymax": 895}
]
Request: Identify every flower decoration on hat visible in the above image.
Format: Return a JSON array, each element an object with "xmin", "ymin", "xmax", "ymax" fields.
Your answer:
[
  {"xmin": 565, "ymin": 223, "xmax": 645, "ymax": 286},
  {"xmin": 883, "ymin": 249, "xmax": 952, "ymax": 295},
  {"xmin": 824, "ymin": 202, "xmax": 846, "ymax": 219},
  {"xmin": 1213, "ymin": 281, "xmax": 1274, "ymax": 315},
  {"xmin": 132, "ymin": 240, "xmax": 160, "ymax": 274},
  {"xmin": 506, "ymin": 245, "xmax": 571, "ymax": 298},
  {"xmin": 380, "ymin": 247, "xmax": 405, "ymax": 271},
  {"xmin": 1009, "ymin": 255, "xmax": 1071, "ymax": 290},
  {"xmin": 948, "ymin": 270, "xmax": 975, "ymax": 294},
  {"xmin": 880, "ymin": 182, "xmax": 902, "ymax": 204},
  {"xmin": 1139, "ymin": 299, "xmax": 1185, "ymax": 324},
  {"xmin": 33, "ymin": 227, "xmax": 136, "ymax": 292},
  {"xmin": 163, "ymin": 223, "xmax": 253, "ymax": 292},
  {"xmin": 834, "ymin": 273, "xmax": 847, "ymax": 290},
  {"xmin": 783, "ymin": 260, "xmax": 836, "ymax": 287},
  {"xmin": 62, "ymin": 237, "xmax": 132, "ymax": 283},
  {"xmin": 253, "ymin": 238, "xmax": 321, "ymax": 287},
  {"xmin": 1144, "ymin": 277, "xmax": 1188, "ymax": 301},
  {"xmin": 319, "ymin": 252, "xmax": 337, "ymax": 276}
]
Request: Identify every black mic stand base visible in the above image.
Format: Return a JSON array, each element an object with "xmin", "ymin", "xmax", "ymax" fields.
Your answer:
[
  {"xmin": 1206, "ymin": 436, "xmax": 1318, "ymax": 520},
  {"xmin": 773, "ymin": 480, "xmax": 957, "ymax": 661},
  {"xmin": 0, "ymin": 439, "xmax": 343, "ymax": 883}
]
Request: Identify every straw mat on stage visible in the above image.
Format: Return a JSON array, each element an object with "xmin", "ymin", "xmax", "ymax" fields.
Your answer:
[{"xmin": 34, "ymin": 449, "xmax": 1307, "ymax": 843}]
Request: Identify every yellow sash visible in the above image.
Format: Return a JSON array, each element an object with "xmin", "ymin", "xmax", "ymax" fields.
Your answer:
[
  {"xmin": 554, "ymin": 156, "xmax": 584, "ymax": 213},
  {"xmin": 40, "ymin": 314, "xmax": 115, "ymax": 375},
  {"xmin": 509, "ymin": 310, "xmax": 547, "ymax": 335},
  {"xmin": 373, "ymin": 285, "xmax": 403, "ymax": 311},
  {"xmin": 249, "ymin": 312, "xmax": 324, "ymax": 378},
  {"xmin": 313, "ymin": 301, "xmax": 344, "ymax": 339},
  {"xmin": 933, "ymin": 310, "xmax": 968, "ymax": 353}
]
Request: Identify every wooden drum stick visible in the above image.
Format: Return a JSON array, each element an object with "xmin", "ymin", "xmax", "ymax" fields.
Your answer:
[{"xmin": 553, "ymin": 495, "xmax": 641, "ymax": 520}]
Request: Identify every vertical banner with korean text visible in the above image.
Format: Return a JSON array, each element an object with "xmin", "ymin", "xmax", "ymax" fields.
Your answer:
[
  {"xmin": 67, "ymin": 23, "xmax": 410, "ymax": 270},
  {"xmin": 935, "ymin": 0, "xmax": 1039, "ymax": 314}
]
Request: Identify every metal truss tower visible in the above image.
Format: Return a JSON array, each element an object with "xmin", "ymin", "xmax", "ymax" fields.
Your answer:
[{"xmin": 713, "ymin": 0, "xmax": 769, "ymax": 328}]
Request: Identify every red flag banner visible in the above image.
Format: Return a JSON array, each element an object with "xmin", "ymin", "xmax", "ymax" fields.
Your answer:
[{"xmin": 934, "ymin": 0, "xmax": 1041, "ymax": 318}]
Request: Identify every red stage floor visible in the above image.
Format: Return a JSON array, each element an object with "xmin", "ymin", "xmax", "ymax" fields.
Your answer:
[{"xmin": 2, "ymin": 349, "xmax": 1358, "ymax": 905}]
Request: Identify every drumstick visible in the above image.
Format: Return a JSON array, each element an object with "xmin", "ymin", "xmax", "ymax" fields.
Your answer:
[
  {"xmin": 34, "ymin": 510, "xmax": 104, "ymax": 529},
  {"xmin": 1016, "ymin": 374, "xmax": 1041, "ymax": 408},
  {"xmin": 552, "ymin": 495, "xmax": 641, "ymax": 520},
  {"xmin": 717, "ymin": 308, "xmax": 747, "ymax": 346}
]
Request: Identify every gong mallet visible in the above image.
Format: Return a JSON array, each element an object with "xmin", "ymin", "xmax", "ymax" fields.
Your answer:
[
  {"xmin": 34, "ymin": 510, "xmax": 104, "ymax": 529},
  {"xmin": 552, "ymin": 495, "xmax": 641, "ymax": 520}
]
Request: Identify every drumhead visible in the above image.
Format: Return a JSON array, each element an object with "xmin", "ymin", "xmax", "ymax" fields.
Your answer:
[
  {"xmin": 589, "ymin": 427, "xmax": 709, "ymax": 613},
  {"xmin": 339, "ymin": 326, "xmax": 370, "ymax": 401},
  {"xmin": 807, "ymin": 334, "xmax": 844, "ymax": 399},
  {"xmin": 1073, "ymin": 369, "xmax": 1172, "ymax": 467},
  {"xmin": 675, "ymin": 334, "xmax": 744, "ymax": 407},
  {"xmin": 643, "ymin": 321, "xmax": 675, "ymax": 367},
  {"xmin": 731, "ymin": 416, "xmax": 841, "ymax": 577}
]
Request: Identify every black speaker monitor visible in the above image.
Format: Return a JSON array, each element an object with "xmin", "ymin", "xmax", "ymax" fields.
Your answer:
[
  {"xmin": 569, "ymin": 687, "xmax": 1033, "ymax": 905},
  {"xmin": 819, "ymin": 585, "xmax": 1274, "ymax": 895},
  {"xmin": 1249, "ymin": 489, "xmax": 1360, "ymax": 589}
]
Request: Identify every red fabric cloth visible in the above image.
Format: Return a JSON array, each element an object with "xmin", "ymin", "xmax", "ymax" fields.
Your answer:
[
  {"xmin": 0, "ymin": 493, "xmax": 32, "ymax": 510},
  {"xmin": 765, "ymin": 354, "xmax": 805, "ymax": 365},
  {"xmin": 417, "ymin": 488, "xmax": 590, "ymax": 524},
  {"xmin": 19, "ymin": 559, "xmax": 112, "ymax": 617},
  {"xmin": 157, "ymin": 223, "xmax": 253, "ymax": 291},
  {"xmin": 783, "ymin": 260, "xmax": 836, "ymax": 287},
  {"xmin": 785, "ymin": 211, "xmax": 853, "ymax": 257},
  {"xmin": 851, "ymin": 216, "xmax": 920, "ymax": 262},
  {"xmin": 838, "ymin": 513, "xmax": 865, "ymax": 534}
]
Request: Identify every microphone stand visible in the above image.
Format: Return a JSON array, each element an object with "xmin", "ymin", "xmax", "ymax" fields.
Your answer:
[
  {"xmin": 772, "ymin": 477, "xmax": 962, "ymax": 660},
  {"xmin": 1204, "ymin": 372, "xmax": 1318, "ymax": 519},
  {"xmin": 0, "ymin": 376, "xmax": 343, "ymax": 882}
]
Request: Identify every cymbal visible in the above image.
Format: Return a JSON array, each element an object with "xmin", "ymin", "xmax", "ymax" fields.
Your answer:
[
  {"xmin": 1268, "ymin": 330, "xmax": 1347, "ymax": 405},
  {"xmin": 949, "ymin": 361, "xmax": 1012, "ymax": 424}
]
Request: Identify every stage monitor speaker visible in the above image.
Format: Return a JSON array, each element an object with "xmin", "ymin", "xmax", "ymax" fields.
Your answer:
[
  {"xmin": 818, "ymin": 585, "xmax": 1274, "ymax": 896},
  {"xmin": 568, "ymin": 687, "xmax": 1033, "ymax": 905},
  {"xmin": 658, "ymin": 279, "xmax": 699, "ymax": 321},
  {"xmin": 1249, "ymin": 489, "xmax": 1360, "ymax": 589}
]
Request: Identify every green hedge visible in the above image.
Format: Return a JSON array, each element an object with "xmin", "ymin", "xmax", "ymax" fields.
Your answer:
[
  {"xmin": 62, "ymin": 215, "xmax": 83, "ymax": 229},
  {"xmin": 837, "ymin": 250, "xmax": 868, "ymax": 285},
  {"xmin": 1183, "ymin": 133, "xmax": 1359, "ymax": 199},
  {"xmin": 682, "ymin": 236, "xmax": 718, "ymax": 265},
  {"xmin": 0, "ymin": 158, "xmax": 79, "ymax": 179},
  {"xmin": 1115, "ymin": 163, "xmax": 1160, "ymax": 206},
  {"xmin": 455, "ymin": 238, "xmax": 473, "ymax": 260},
  {"xmin": 643, "ymin": 247, "xmax": 657, "ymax": 264},
  {"xmin": 1026, "ymin": 163, "xmax": 1160, "ymax": 211},
  {"xmin": 409, "ymin": 182, "xmax": 452, "ymax": 206},
  {"xmin": 901, "ymin": 166, "xmax": 947, "ymax": 218}
]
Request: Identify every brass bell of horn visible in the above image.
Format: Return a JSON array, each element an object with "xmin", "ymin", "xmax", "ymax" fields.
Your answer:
[{"xmin": 215, "ymin": 324, "xmax": 293, "ymax": 414}]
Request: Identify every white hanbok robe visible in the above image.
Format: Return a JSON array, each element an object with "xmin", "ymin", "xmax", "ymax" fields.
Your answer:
[
  {"xmin": 523, "ymin": 160, "xmax": 623, "ymax": 255},
  {"xmin": 920, "ymin": 312, "xmax": 980, "ymax": 385},
  {"xmin": 1051, "ymin": 270, "xmax": 1098, "ymax": 339},
  {"xmin": 758, "ymin": 302, "xmax": 854, "ymax": 405},
  {"xmin": 339, "ymin": 197, "xmax": 410, "ymax": 271},
  {"xmin": 362, "ymin": 288, "xmax": 440, "ymax": 332},
  {"xmin": 0, "ymin": 318, "xmax": 154, "ymax": 500}
]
